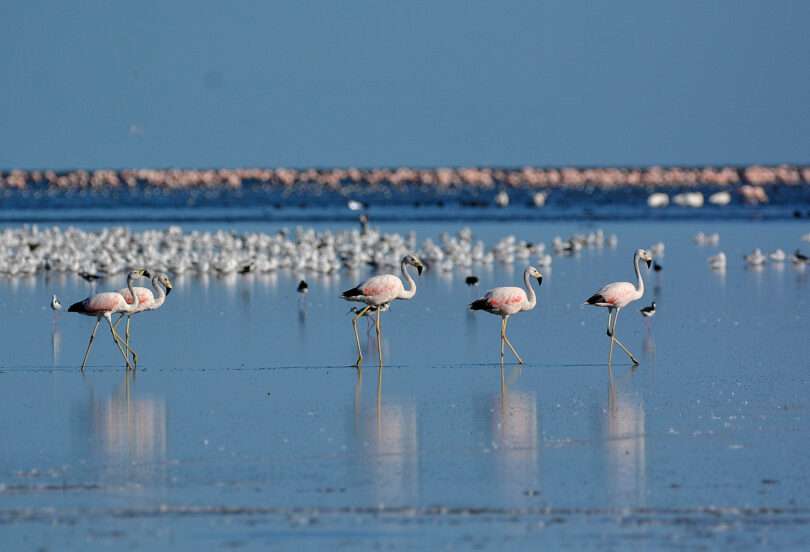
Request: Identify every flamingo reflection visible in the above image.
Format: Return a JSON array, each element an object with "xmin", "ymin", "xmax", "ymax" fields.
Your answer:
[{"xmin": 352, "ymin": 367, "xmax": 419, "ymax": 505}]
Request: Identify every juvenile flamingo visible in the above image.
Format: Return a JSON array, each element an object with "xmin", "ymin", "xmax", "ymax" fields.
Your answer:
[
  {"xmin": 114, "ymin": 272, "xmax": 174, "ymax": 365},
  {"xmin": 68, "ymin": 269, "xmax": 148, "ymax": 371},
  {"xmin": 469, "ymin": 266, "xmax": 543, "ymax": 364},
  {"xmin": 341, "ymin": 254, "xmax": 424, "ymax": 366},
  {"xmin": 585, "ymin": 249, "xmax": 653, "ymax": 365}
]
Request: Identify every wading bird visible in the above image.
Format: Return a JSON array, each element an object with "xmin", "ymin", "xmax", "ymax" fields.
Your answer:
[
  {"xmin": 585, "ymin": 249, "xmax": 653, "ymax": 366},
  {"xmin": 640, "ymin": 302, "xmax": 656, "ymax": 318},
  {"xmin": 68, "ymin": 269, "xmax": 148, "ymax": 371},
  {"xmin": 297, "ymin": 280, "xmax": 309, "ymax": 294},
  {"xmin": 342, "ymin": 254, "xmax": 424, "ymax": 366},
  {"xmin": 114, "ymin": 271, "xmax": 173, "ymax": 365},
  {"xmin": 469, "ymin": 266, "xmax": 543, "ymax": 364},
  {"xmin": 465, "ymin": 275, "xmax": 479, "ymax": 286},
  {"xmin": 50, "ymin": 294, "xmax": 62, "ymax": 311}
]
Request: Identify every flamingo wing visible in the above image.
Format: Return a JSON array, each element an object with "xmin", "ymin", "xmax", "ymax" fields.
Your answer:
[
  {"xmin": 68, "ymin": 292, "xmax": 125, "ymax": 315},
  {"xmin": 342, "ymin": 274, "xmax": 403, "ymax": 305},
  {"xmin": 471, "ymin": 286, "xmax": 527, "ymax": 314},
  {"xmin": 586, "ymin": 282, "xmax": 635, "ymax": 308}
]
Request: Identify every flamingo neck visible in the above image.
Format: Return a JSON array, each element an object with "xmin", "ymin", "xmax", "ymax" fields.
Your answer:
[
  {"xmin": 126, "ymin": 274, "xmax": 140, "ymax": 311},
  {"xmin": 399, "ymin": 259, "xmax": 416, "ymax": 299},
  {"xmin": 634, "ymin": 251, "xmax": 645, "ymax": 298},
  {"xmin": 150, "ymin": 276, "xmax": 167, "ymax": 308},
  {"xmin": 523, "ymin": 267, "xmax": 537, "ymax": 310}
]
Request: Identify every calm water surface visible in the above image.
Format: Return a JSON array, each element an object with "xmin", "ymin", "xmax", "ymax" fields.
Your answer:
[{"xmin": 1, "ymin": 220, "xmax": 810, "ymax": 550}]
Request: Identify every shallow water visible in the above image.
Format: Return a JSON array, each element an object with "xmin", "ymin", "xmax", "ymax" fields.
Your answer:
[{"xmin": 2, "ymin": 220, "xmax": 810, "ymax": 550}]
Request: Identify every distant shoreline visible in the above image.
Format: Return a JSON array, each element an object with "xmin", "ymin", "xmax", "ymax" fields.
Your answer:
[{"xmin": 1, "ymin": 165, "xmax": 808, "ymax": 190}]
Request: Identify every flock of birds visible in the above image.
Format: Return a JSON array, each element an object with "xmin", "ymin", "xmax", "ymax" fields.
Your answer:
[
  {"xmin": 38, "ymin": 219, "xmax": 809, "ymax": 369},
  {"xmin": 0, "ymin": 224, "xmax": 623, "ymax": 278}
]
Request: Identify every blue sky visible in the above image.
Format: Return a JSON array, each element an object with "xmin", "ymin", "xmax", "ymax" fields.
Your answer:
[{"xmin": 1, "ymin": 1, "xmax": 808, "ymax": 168}]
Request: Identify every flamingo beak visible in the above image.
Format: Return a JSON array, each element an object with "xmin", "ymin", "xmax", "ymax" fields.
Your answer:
[
  {"xmin": 536, "ymin": 275, "xmax": 543, "ymax": 286},
  {"xmin": 165, "ymin": 283, "xmax": 173, "ymax": 295},
  {"xmin": 143, "ymin": 269, "xmax": 152, "ymax": 278},
  {"xmin": 416, "ymin": 264, "xmax": 424, "ymax": 276},
  {"xmin": 645, "ymin": 259, "xmax": 652, "ymax": 268}
]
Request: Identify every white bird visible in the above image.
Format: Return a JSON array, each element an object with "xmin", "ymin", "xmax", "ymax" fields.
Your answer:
[
  {"xmin": 769, "ymin": 249, "xmax": 787, "ymax": 262},
  {"xmin": 347, "ymin": 200, "xmax": 364, "ymax": 211},
  {"xmin": 647, "ymin": 193, "xmax": 669, "ymax": 208},
  {"xmin": 50, "ymin": 294, "xmax": 62, "ymax": 311},
  {"xmin": 673, "ymin": 192, "xmax": 704, "ymax": 208},
  {"xmin": 708, "ymin": 191, "xmax": 732, "ymax": 206},
  {"xmin": 532, "ymin": 191, "xmax": 548, "ymax": 207},
  {"xmin": 708, "ymin": 252, "xmax": 727, "ymax": 270},
  {"xmin": 744, "ymin": 248, "xmax": 767, "ymax": 267},
  {"xmin": 469, "ymin": 266, "xmax": 543, "ymax": 364},
  {"xmin": 585, "ymin": 249, "xmax": 653, "ymax": 366},
  {"xmin": 341, "ymin": 254, "xmax": 425, "ymax": 366},
  {"xmin": 494, "ymin": 190, "xmax": 510, "ymax": 208},
  {"xmin": 649, "ymin": 242, "xmax": 665, "ymax": 258}
]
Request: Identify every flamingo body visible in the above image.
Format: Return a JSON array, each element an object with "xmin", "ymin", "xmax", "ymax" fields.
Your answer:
[
  {"xmin": 586, "ymin": 282, "xmax": 640, "ymax": 309},
  {"xmin": 69, "ymin": 292, "xmax": 130, "ymax": 316},
  {"xmin": 471, "ymin": 287, "xmax": 530, "ymax": 316},
  {"xmin": 343, "ymin": 274, "xmax": 406, "ymax": 306}
]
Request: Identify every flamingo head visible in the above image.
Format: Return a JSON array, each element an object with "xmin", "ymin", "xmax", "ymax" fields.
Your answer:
[
  {"xmin": 637, "ymin": 249, "xmax": 653, "ymax": 268},
  {"xmin": 404, "ymin": 254, "xmax": 425, "ymax": 275},
  {"xmin": 527, "ymin": 266, "xmax": 543, "ymax": 285},
  {"xmin": 129, "ymin": 268, "xmax": 149, "ymax": 280},
  {"xmin": 158, "ymin": 273, "xmax": 173, "ymax": 295}
]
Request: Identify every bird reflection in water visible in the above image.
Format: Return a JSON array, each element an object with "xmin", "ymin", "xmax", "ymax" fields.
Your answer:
[
  {"xmin": 87, "ymin": 371, "xmax": 168, "ymax": 483},
  {"xmin": 352, "ymin": 366, "xmax": 419, "ymax": 505},
  {"xmin": 603, "ymin": 366, "xmax": 647, "ymax": 505},
  {"xmin": 483, "ymin": 364, "xmax": 539, "ymax": 500}
]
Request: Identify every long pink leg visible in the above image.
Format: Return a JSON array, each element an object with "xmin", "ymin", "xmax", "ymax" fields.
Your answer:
[
  {"xmin": 80, "ymin": 318, "xmax": 101, "ymax": 371},
  {"xmin": 608, "ymin": 308, "xmax": 638, "ymax": 365}
]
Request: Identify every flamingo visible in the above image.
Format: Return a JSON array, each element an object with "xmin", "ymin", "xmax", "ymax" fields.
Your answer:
[
  {"xmin": 469, "ymin": 266, "xmax": 543, "ymax": 364},
  {"xmin": 341, "ymin": 254, "xmax": 424, "ymax": 366},
  {"xmin": 68, "ymin": 269, "xmax": 148, "ymax": 371},
  {"xmin": 113, "ymin": 271, "xmax": 174, "ymax": 365},
  {"xmin": 585, "ymin": 249, "xmax": 653, "ymax": 366}
]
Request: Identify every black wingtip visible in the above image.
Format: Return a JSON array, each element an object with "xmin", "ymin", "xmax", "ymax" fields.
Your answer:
[
  {"xmin": 585, "ymin": 293, "xmax": 605, "ymax": 305},
  {"xmin": 67, "ymin": 300, "xmax": 85, "ymax": 313},
  {"xmin": 341, "ymin": 287, "xmax": 363, "ymax": 299},
  {"xmin": 469, "ymin": 298, "xmax": 489, "ymax": 311}
]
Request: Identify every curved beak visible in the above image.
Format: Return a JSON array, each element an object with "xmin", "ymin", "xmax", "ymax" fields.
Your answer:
[
  {"xmin": 165, "ymin": 283, "xmax": 173, "ymax": 296},
  {"xmin": 645, "ymin": 259, "xmax": 652, "ymax": 269},
  {"xmin": 143, "ymin": 269, "xmax": 152, "ymax": 278},
  {"xmin": 416, "ymin": 263, "xmax": 424, "ymax": 276},
  {"xmin": 536, "ymin": 275, "xmax": 543, "ymax": 286}
]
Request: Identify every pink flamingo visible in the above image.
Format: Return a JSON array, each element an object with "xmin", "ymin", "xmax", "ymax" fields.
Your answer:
[
  {"xmin": 469, "ymin": 266, "xmax": 543, "ymax": 364},
  {"xmin": 114, "ymin": 272, "xmax": 174, "ymax": 365},
  {"xmin": 585, "ymin": 249, "xmax": 653, "ymax": 365},
  {"xmin": 341, "ymin": 254, "xmax": 425, "ymax": 366},
  {"xmin": 67, "ymin": 269, "xmax": 148, "ymax": 371}
]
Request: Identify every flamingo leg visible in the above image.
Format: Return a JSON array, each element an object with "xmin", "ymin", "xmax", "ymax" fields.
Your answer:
[
  {"xmin": 125, "ymin": 316, "xmax": 139, "ymax": 366},
  {"xmin": 352, "ymin": 305, "xmax": 372, "ymax": 366},
  {"xmin": 375, "ymin": 307, "xmax": 383, "ymax": 366},
  {"xmin": 608, "ymin": 308, "xmax": 639, "ymax": 365},
  {"xmin": 79, "ymin": 318, "xmax": 101, "ymax": 372},
  {"xmin": 502, "ymin": 316, "xmax": 524, "ymax": 364},
  {"xmin": 499, "ymin": 318, "xmax": 506, "ymax": 362},
  {"xmin": 106, "ymin": 316, "xmax": 136, "ymax": 371}
]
